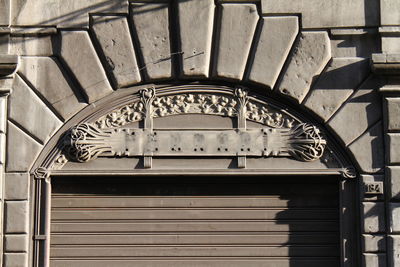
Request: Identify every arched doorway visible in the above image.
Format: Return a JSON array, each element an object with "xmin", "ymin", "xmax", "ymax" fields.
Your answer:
[{"xmin": 31, "ymin": 84, "xmax": 358, "ymax": 267}]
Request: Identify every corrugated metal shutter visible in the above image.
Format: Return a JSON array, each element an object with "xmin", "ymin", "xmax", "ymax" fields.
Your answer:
[{"xmin": 50, "ymin": 176, "xmax": 340, "ymax": 267}]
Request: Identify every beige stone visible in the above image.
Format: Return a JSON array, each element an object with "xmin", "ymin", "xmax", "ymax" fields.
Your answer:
[
  {"xmin": 19, "ymin": 57, "xmax": 87, "ymax": 120},
  {"xmin": 388, "ymin": 235, "xmax": 400, "ymax": 267},
  {"xmin": 328, "ymin": 77, "xmax": 383, "ymax": 145},
  {"xmin": 10, "ymin": 36, "xmax": 53, "ymax": 56},
  {"xmin": 215, "ymin": 3, "xmax": 258, "ymax": 80},
  {"xmin": 0, "ymin": 0, "xmax": 9, "ymax": 26},
  {"xmin": 6, "ymin": 122, "xmax": 43, "ymax": 172},
  {"xmin": 261, "ymin": 0, "xmax": 379, "ymax": 28},
  {"xmin": 277, "ymin": 31, "xmax": 331, "ymax": 103},
  {"xmin": 248, "ymin": 16, "xmax": 298, "ymax": 89},
  {"xmin": 178, "ymin": 0, "xmax": 214, "ymax": 78},
  {"xmin": 362, "ymin": 234, "xmax": 386, "ymax": 252},
  {"xmin": 0, "ymin": 96, "xmax": 6, "ymax": 133},
  {"xmin": 362, "ymin": 253, "xmax": 387, "ymax": 267},
  {"xmin": 381, "ymin": 0, "xmax": 400, "ymax": 25},
  {"xmin": 8, "ymin": 75, "xmax": 62, "ymax": 143},
  {"xmin": 390, "ymin": 204, "xmax": 400, "ymax": 233},
  {"xmin": 4, "ymin": 253, "xmax": 28, "ymax": 267},
  {"xmin": 388, "ymin": 167, "xmax": 400, "ymax": 200},
  {"xmin": 5, "ymin": 173, "xmax": 29, "ymax": 200},
  {"xmin": 131, "ymin": 3, "xmax": 172, "ymax": 80},
  {"xmin": 5, "ymin": 201, "xmax": 29, "ymax": 233},
  {"xmin": 387, "ymin": 134, "xmax": 400, "ymax": 164},
  {"xmin": 348, "ymin": 122, "xmax": 384, "ymax": 173},
  {"xmin": 91, "ymin": 15, "xmax": 141, "ymax": 88},
  {"xmin": 11, "ymin": 0, "xmax": 128, "ymax": 28},
  {"xmin": 382, "ymin": 37, "xmax": 400, "ymax": 53},
  {"xmin": 5, "ymin": 235, "xmax": 29, "ymax": 252},
  {"xmin": 58, "ymin": 31, "xmax": 113, "ymax": 103},
  {"xmin": 362, "ymin": 202, "xmax": 385, "ymax": 233}
]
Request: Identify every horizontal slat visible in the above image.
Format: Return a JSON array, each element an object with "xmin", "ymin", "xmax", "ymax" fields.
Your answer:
[
  {"xmin": 51, "ymin": 233, "xmax": 338, "ymax": 245},
  {"xmin": 51, "ymin": 196, "xmax": 338, "ymax": 208},
  {"xmin": 50, "ymin": 245, "xmax": 339, "ymax": 257},
  {"xmin": 51, "ymin": 221, "xmax": 339, "ymax": 233},
  {"xmin": 51, "ymin": 208, "xmax": 337, "ymax": 220},
  {"xmin": 50, "ymin": 258, "xmax": 339, "ymax": 267}
]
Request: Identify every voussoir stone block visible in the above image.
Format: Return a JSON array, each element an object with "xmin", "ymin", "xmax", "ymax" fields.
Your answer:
[
  {"xmin": 386, "ymin": 97, "xmax": 400, "ymax": 131},
  {"xmin": 4, "ymin": 253, "xmax": 28, "ymax": 267},
  {"xmin": 19, "ymin": 57, "xmax": 87, "ymax": 120},
  {"xmin": 277, "ymin": 31, "xmax": 331, "ymax": 103},
  {"xmin": 215, "ymin": 3, "xmax": 258, "ymax": 80},
  {"xmin": 5, "ymin": 201, "xmax": 29, "ymax": 233},
  {"xmin": 248, "ymin": 16, "xmax": 298, "ymax": 89},
  {"xmin": 362, "ymin": 202, "xmax": 385, "ymax": 233},
  {"xmin": 304, "ymin": 58, "xmax": 370, "ymax": 122},
  {"xmin": 5, "ymin": 234, "xmax": 29, "ymax": 252},
  {"xmin": 58, "ymin": 31, "xmax": 113, "ymax": 103},
  {"xmin": 348, "ymin": 122, "xmax": 384, "ymax": 173},
  {"xmin": 328, "ymin": 76, "xmax": 383, "ymax": 145},
  {"xmin": 5, "ymin": 173, "xmax": 29, "ymax": 200},
  {"xmin": 178, "ymin": 0, "xmax": 214, "ymax": 78},
  {"xmin": 91, "ymin": 15, "xmax": 141, "ymax": 88},
  {"xmin": 131, "ymin": 3, "xmax": 172, "ymax": 80},
  {"xmin": 8, "ymin": 75, "xmax": 62, "ymax": 143},
  {"xmin": 387, "ymin": 134, "xmax": 400, "ymax": 164},
  {"xmin": 362, "ymin": 234, "xmax": 386, "ymax": 252},
  {"xmin": 388, "ymin": 166, "xmax": 400, "ymax": 200},
  {"xmin": 6, "ymin": 122, "xmax": 43, "ymax": 172}
]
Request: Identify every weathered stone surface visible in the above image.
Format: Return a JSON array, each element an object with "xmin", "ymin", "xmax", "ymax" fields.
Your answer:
[
  {"xmin": 9, "ymin": 36, "xmax": 53, "ymax": 56},
  {"xmin": 304, "ymin": 58, "xmax": 370, "ymax": 121},
  {"xmin": 362, "ymin": 202, "xmax": 385, "ymax": 233},
  {"xmin": 4, "ymin": 253, "xmax": 28, "ymax": 267},
  {"xmin": 328, "ymin": 76, "xmax": 382, "ymax": 145},
  {"xmin": 386, "ymin": 98, "xmax": 400, "ymax": 131},
  {"xmin": 178, "ymin": 0, "xmax": 214, "ymax": 78},
  {"xmin": 131, "ymin": 3, "xmax": 172, "ymax": 80},
  {"xmin": 330, "ymin": 34, "xmax": 381, "ymax": 58},
  {"xmin": 388, "ymin": 167, "xmax": 400, "ymax": 200},
  {"xmin": 248, "ymin": 16, "xmax": 298, "ymax": 89},
  {"xmin": 277, "ymin": 32, "xmax": 331, "ymax": 103},
  {"xmin": 390, "ymin": 204, "xmax": 400, "ymax": 233},
  {"xmin": 11, "ymin": 0, "xmax": 128, "ymax": 28},
  {"xmin": 387, "ymin": 134, "xmax": 400, "ymax": 164},
  {"xmin": 5, "ymin": 234, "xmax": 28, "ymax": 252},
  {"xmin": 261, "ymin": 0, "xmax": 379, "ymax": 28},
  {"xmin": 58, "ymin": 31, "xmax": 113, "ymax": 103},
  {"xmin": 5, "ymin": 173, "xmax": 29, "ymax": 200},
  {"xmin": 360, "ymin": 175, "xmax": 385, "ymax": 201},
  {"xmin": 381, "ymin": 0, "xmax": 400, "ymax": 26},
  {"xmin": 6, "ymin": 122, "xmax": 43, "ymax": 172},
  {"xmin": 0, "ymin": 132, "xmax": 5, "ymax": 164},
  {"xmin": 0, "ymin": 95, "xmax": 7, "ymax": 133},
  {"xmin": 0, "ymin": 34, "xmax": 9, "ymax": 53},
  {"xmin": 0, "ymin": 0, "xmax": 9, "ymax": 26},
  {"xmin": 362, "ymin": 253, "xmax": 387, "ymax": 267},
  {"xmin": 5, "ymin": 201, "xmax": 29, "ymax": 233},
  {"xmin": 362, "ymin": 234, "xmax": 386, "ymax": 252},
  {"xmin": 388, "ymin": 235, "xmax": 400, "ymax": 267},
  {"xmin": 348, "ymin": 122, "xmax": 384, "ymax": 173},
  {"xmin": 8, "ymin": 75, "xmax": 62, "ymax": 142},
  {"xmin": 19, "ymin": 57, "xmax": 87, "ymax": 120},
  {"xmin": 91, "ymin": 15, "xmax": 141, "ymax": 88},
  {"xmin": 215, "ymin": 4, "xmax": 258, "ymax": 80},
  {"xmin": 382, "ymin": 37, "xmax": 400, "ymax": 54}
]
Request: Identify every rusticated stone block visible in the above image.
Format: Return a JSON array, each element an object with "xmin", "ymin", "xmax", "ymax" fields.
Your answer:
[
  {"xmin": 58, "ymin": 31, "xmax": 113, "ymax": 103},
  {"xmin": 248, "ymin": 16, "xmax": 298, "ymax": 89},
  {"xmin": 5, "ymin": 234, "xmax": 28, "ymax": 252},
  {"xmin": 4, "ymin": 253, "xmax": 28, "ymax": 267},
  {"xmin": 215, "ymin": 3, "xmax": 258, "ymax": 80},
  {"xmin": 381, "ymin": 0, "xmax": 400, "ymax": 26},
  {"xmin": 348, "ymin": 122, "xmax": 384, "ymax": 173},
  {"xmin": 0, "ymin": 96, "xmax": 7, "ymax": 133},
  {"xmin": 178, "ymin": 0, "xmax": 214, "ymax": 78},
  {"xmin": 91, "ymin": 15, "xmax": 141, "ymax": 88},
  {"xmin": 277, "ymin": 31, "xmax": 331, "ymax": 103},
  {"xmin": 5, "ymin": 173, "xmax": 29, "ymax": 200},
  {"xmin": 362, "ymin": 253, "xmax": 387, "ymax": 267},
  {"xmin": 19, "ymin": 57, "xmax": 87, "ymax": 120},
  {"xmin": 8, "ymin": 75, "xmax": 62, "ymax": 143},
  {"xmin": 130, "ymin": 3, "xmax": 172, "ymax": 80},
  {"xmin": 328, "ymin": 77, "xmax": 383, "ymax": 145},
  {"xmin": 6, "ymin": 122, "xmax": 43, "ymax": 172},
  {"xmin": 390, "ymin": 203, "xmax": 400, "ymax": 233},
  {"xmin": 0, "ymin": 0, "xmax": 9, "ymax": 26},
  {"xmin": 362, "ymin": 234, "xmax": 386, "ymax": 252},
  {"xmin": 387, "ymin": 134, "xmax": 400, "ymax": 164},
  {"xmin": 386, "ymin": 98, "xmax": 400, "ymax": 131},
  {"xmin": 5, "ymin": 201, "xmax": 29, "ymax": 233},
  {"xmin": 304, "ymin": 57, "xmax": 370, "ymax": 122},
  {"xmin": 388, "ymin": 166, "xmax": 400, "ymax": 200},
  {"xmin": 362, "ymin": 202, "xmax": 385, "ymax": 233},
  {"xmin": 388, "ymin": 235, "xmax": 400, "ymax": 267}
]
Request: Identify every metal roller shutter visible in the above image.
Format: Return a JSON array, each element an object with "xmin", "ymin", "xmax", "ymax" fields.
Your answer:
[{"xmin": 50, "ymin": 176, "xmax": 340, "ymax": 267}]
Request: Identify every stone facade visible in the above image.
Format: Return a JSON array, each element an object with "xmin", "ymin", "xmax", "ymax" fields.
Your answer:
[{"xmin": 0, "ymin": 0, "xmax": 399, "ymax": 266}]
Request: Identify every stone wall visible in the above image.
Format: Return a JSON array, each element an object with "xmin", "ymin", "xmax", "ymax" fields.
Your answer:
[{"xmin": 0, "ymin": 0, "xmax": 399, "ymax": 266}]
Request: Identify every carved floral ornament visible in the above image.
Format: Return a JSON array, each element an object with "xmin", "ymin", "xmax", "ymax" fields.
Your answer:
[{"xmin": 48, "ymin": 86, "xmax": 355, "ymax": 178}]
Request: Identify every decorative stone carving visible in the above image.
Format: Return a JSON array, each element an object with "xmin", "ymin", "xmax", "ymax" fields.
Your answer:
[
  {"xmin": 340, "ymin": 167, "xmax": 357, "ymax": 179},
  {"xmin": 33, "ymin": 167, "xmax": 50, "ymax": 180}
]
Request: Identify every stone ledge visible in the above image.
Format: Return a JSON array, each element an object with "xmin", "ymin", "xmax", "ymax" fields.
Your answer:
[
  {"xmin": 372, "ymin": 53, "xmax": 400, "ymax": 75},
  {"xmin": 0, "ymin": 54, "xmax": 18, "ymax": 77}
]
